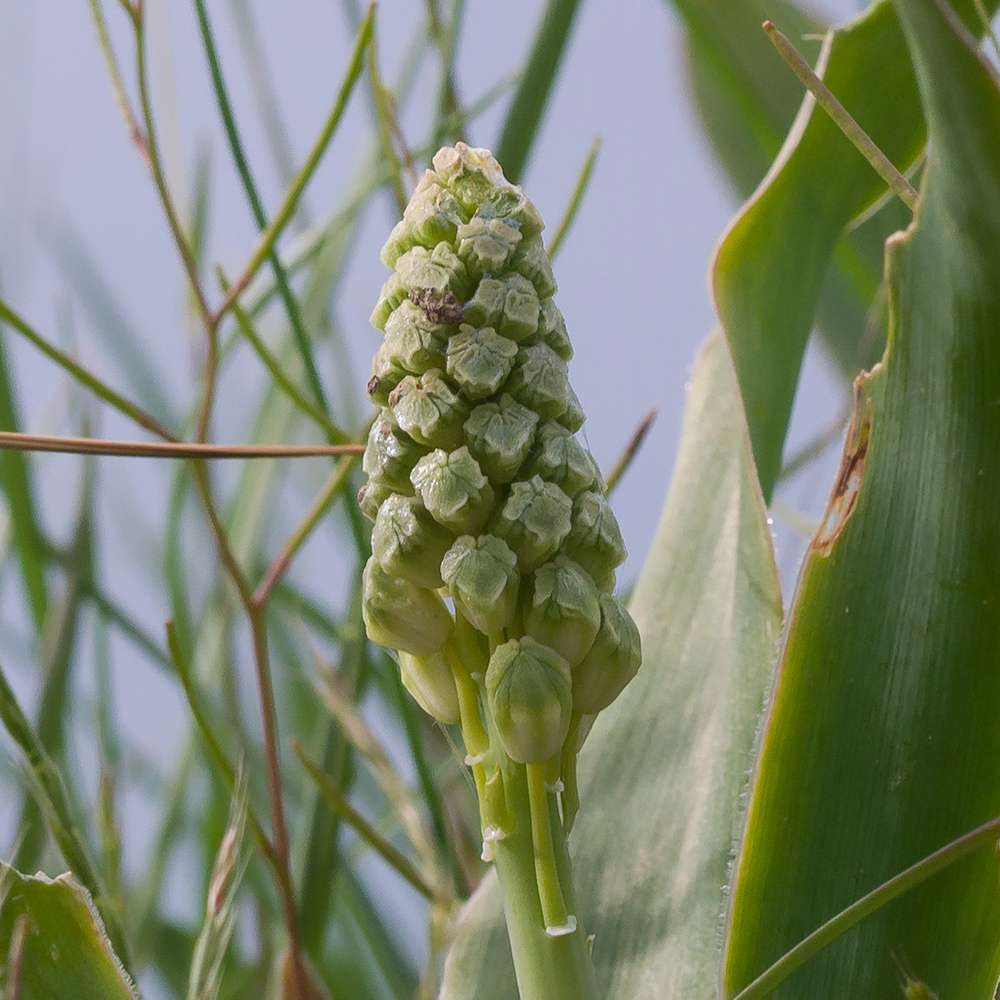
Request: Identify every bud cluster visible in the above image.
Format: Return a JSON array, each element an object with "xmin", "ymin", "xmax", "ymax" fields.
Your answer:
[{"xmin": 360, "ymin": 146, "xmax": 640, "ymax": 897}]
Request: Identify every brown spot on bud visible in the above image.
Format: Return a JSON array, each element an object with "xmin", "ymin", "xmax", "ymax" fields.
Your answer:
[
  {"xmin": 409, "ymin": 287, "xmax": 465, "ymax": 325},
  {"xmin": 367, "ymin": 374, "xmax": 381, "ymax": 397}
]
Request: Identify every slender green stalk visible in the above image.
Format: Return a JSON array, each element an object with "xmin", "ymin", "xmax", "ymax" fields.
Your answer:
[
  {"xmin": 192, "ymin": 0, "xmax": 329, "ymax": 413},
  {"xmin": 492, "ymin": 758, "xmax": 598, "ymax": 1000},
  {"xmin": 216, "ymin": 5, "xmax": 375, "ymax": 320},
  {"xmin": 604, "ymin": 406, "xmax": 658, "ymax": 496},
  {"xmin": 732, "ymin": 814, "xmax": 1000, "ymax": 1000},
  {"xmin": 495, "ymin": 0, "xmax": 584, "ymax": 182},
  {"xmin": 293, "ymin": 741, "xmax": 437, "ymax": 901},
  {"xmin": 367, "ymin": 30, "xmax": 409, "ymax": 215},
  {"xmin": 0, "ymin": 299, "xmax": 175, "ymax": 441},
  {"xmin": 547, "ymin": 135, "xmax": 602, "ymax": 261},
  {"xmin": 762, "ymin": 21, "xmax": 918, "ymax": 210}
]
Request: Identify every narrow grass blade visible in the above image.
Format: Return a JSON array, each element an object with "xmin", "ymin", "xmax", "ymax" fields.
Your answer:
[
  {"xmin": 0, "ymin": 659, "xmax": 131, "ymax": 972},
  {"xmin": 723, "ymin": 3, "xmax": 1000, "ymax": 995},
  {"xmin": 0, "ymin": 319, "xmax": 48, "ymax": 630},
  {"xmin": 0, "ymin": 863, "xmax": 138, "ymax": 1000},
  {"xmin": 546, "ymin": 135, "xmax": 601, "ymax": 261},
  {"xmin": 441, "ymin": 333, "xmax": 783, "ymax": 998},
  {"xmin": 495, "ymin": 0, "xmax": 583, "ymax": 182}
]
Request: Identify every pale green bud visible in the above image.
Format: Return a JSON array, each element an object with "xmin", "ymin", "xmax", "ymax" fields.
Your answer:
[
  {"xmin": 523, "ymin": 556, "xmax": 601, "ymax": 668},
  {"xmin": 367, "ymin": 344, "xmax": 408, "ymax": 405},
  {"xmin": 456, "ymin": 215, "xmax": 522, "ymax": 278},
  {"xmin": 440, "ymin": 534, "xmax": 520, "ymax": 636},
  {"xmin": 410, "ymin": 446, "xmax": 495, "ymax": 534},
  {"xmin": 401, "ymin": 175, "xmax": 467, "ymax": 249},
  {"xmin": 389, "ymin": 370, "xmax": 469, "ymax": 449},
  {"xmin": 370, "ymin": 272, "xmax": 407, "ymax": 331},
  {"xmin": 563, "ymin": 491, "xmax": 628, "ymax": 582},
  {"xmin": 382, "ymin": 299, "xmax": 450, "ymax": 375},
  {"xmin": 463, "ymin": 394, "xmax": 539, "ymax": 484},
  {"xmin": 362, "ymin": 556, "xmax": 454, "ymax": 656},
  {"xmin": 557, "ymin": 383, "xmax": 586, "ymax": 432},
  {"xmin": 571, "ymin": 593, "xmax": 641, "ymax": 714},
  {"xmin": 398, "ymin": 649, "xmax": 461, "ymax": 725},
  {"xmin": 521, "ymin": 422, "xmax": 602, "ymax": 498},
  {"xmin": 511, "ymin": 236, "xmax": 557, "ymax": 298},
  {"xmin": 498, "ymin": 274, "xmax": 541, "ymax": 342},
  {"xmin": 491, "ymin": 475, "xmax": 572, "ymax": 572},
  {"xmin": 536, "ymin": 298, "xmax": 573, "ymax": 362},
  {"xmin": 446, "ymin": 325, "xmax": 518, "ymax": 401},
  {"xmin": 357, "ymin": 479, "xmax": 393, "ymax": 522},
  {"xmin": 485, "ymin": 637, "xmax": 572, "ymax": 764},
  {"xmin": 505, "ymin": 343, "xmax": 572, "ymax": 422},
  {"xmin": 363, "ymin": 409, "xmax": 427, "ymax": 494},
  {"xmin": 372, "ymin": 494, "xmax": 455, "ymax": 589},
  {"xmin": 395, "ymin": 243, "xmax": 473, "ymax": 301},
  {"xmin": 380, "ymin": 219, "xmax": 417, "ymax": 270},
  {"xmin": 462, "ymin": 277, "xmax": 507, "ymax": 328}
]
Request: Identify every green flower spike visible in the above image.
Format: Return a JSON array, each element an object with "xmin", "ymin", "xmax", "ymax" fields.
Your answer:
[
  {"xmin": 397, "ymin": 649, "xmax": 461, "ymax": 725},
  {"xmin": 371, "ymin": 493, "xmax": 455, "ymax": 590},
  {"xmin": 571, "ymin": 592, "xmax": 643, "ymax": 715},
  {"xmin": 409, "ymin": 446, "xmax": 495, "ymax": 534},
  {"xmin": 361, "ymin": 556, "xmax": 453, "ymax": 656},
  {"xmin": 361, "ymin": 143, "xmax": 636, "ymax": 997},
  {"xmin": 440, "ymin": 534, "xmax": 520, "ymax": 637},
  {"xmin": 523, "ymin": 555, "xmax": 602, "ymax": 668}
]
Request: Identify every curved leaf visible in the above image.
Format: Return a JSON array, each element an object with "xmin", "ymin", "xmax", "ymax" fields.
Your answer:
[
  {"xmin": 440, "ymin": 332, "xmax": 782, "ymax": 999},
  {"xmin": 0, "ymin": 863, "xmax": 139, "ymax": 1000},
  {"xmin": 723, "ymin": 3, "xmax": 1000, "ymax": 996}
]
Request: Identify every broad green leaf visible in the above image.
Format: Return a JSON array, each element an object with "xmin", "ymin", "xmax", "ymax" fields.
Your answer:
[
  {"xmin": 440, "ymin": 332, "xmax": 782, "ymax": 998},
  {"xmin": 712, "ymin": 0, "xmax": 925, "ymax": 499},
  {"xmin": 723, "ymin": 4, "xmax": 1000, "ymax": 997},
  {"xmin": 0, "ymin": 863, "xmax": 138, "ymax": 1000}
]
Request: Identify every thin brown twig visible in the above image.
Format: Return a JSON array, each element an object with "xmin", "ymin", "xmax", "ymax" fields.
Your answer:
[{"xmin": 0, "ymin": 431, "xmax": 364, "ymax": 460}]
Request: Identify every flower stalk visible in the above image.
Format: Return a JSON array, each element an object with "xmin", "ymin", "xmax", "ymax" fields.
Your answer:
[{"xmin": 360, "ymin": 143, "xmax": 640, "ymax": 1000}]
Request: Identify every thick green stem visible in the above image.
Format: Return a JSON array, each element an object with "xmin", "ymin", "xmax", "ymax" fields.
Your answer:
[{"xmin": 492, "ymin": 757, "xmax": 599, "ymax": 1000}]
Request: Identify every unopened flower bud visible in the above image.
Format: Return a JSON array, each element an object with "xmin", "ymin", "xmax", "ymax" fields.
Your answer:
[
  {"xmin": 563, "ymin": 491, "xmax": 628, "ymax": 583},
  {"xmin": 557, "ymin": 383, "xmax": 586, "ymax": 432},
  {"xmin": 571, "ymin": 593, "xmax": 641, "ymax": 714},
  {"xmin": 511, "ymin": 236, "xmax": 557, "ymax": 298},
  {"xmin": 521, "ymin": 422, "xmax": 602, "ymax": 498},
  {"xmin": 398, "ymin": 649, "xmax": 461, "ymax": 724},
  {"xmin": 382, "ymin": 299, "xmax": 450, "ymax": 375},
  {"xmin": 358, "ymin": 479, "xmax": 393, "ymax": 522},
  {"xmin": 389, "ymin": 370, "xmax": 469, "ymax": 449},
  {"xmin": 371, "ymin": 494, "xmax": 455, "ymax": 589},
  {"xmin": 400, "ymin": 175, "xmax": 466, "ymax": 250},
  {"xmin": 463, "ymin": 394, "xmax": 539, "ymax": 484},
  {"xmin": 523, "ymin": 556, "xmax": 601, "ymax": 668},
  {"xmin": 490, "ymin": 475, "xmax": 572, "ymax": 572},
  {"xmin": 362, "ymin": 557, "xmax": 454, "ymax": 656},
  {"xmin": 535, "ymin": 298, "xmax": 573, "ymax": 361},
  {"xmin": 446, "ymin": 325, "xmax": 518, "ymax": 401},
  {"xmin": 367, "ymin": 343, "xmax": 408, "ymax": 405},
  {"xmin": 370, "ymin": 273, "xmax": 408, "ymax": 330},
  {"xmin": 410, "ymin": 446, "xmax": 495, "ymax": 534},
  {"xmin": 505, "ymin": 343, "xmax": 572, "ymax": 422},
  {"xmin": 498, "ymin": 274, "xmax": 541, "ymax": 342},
  {"xmin": 485, "ymin": 637, "xmax": 572, "ymax": 763},
  {"xmin": 457, "ymin": 215, "xmax": 523, "ymax": 278},
  {"xmin": 440, "ymin": 534, "xmax": 520, "ymax": 636},
  {"xmin": 363, "ymin": 409, "xmax": 427, "ymax": 494},
  {"xmin": 394, "ymin": 243, "xmax": 473, "ymax": 301}
]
